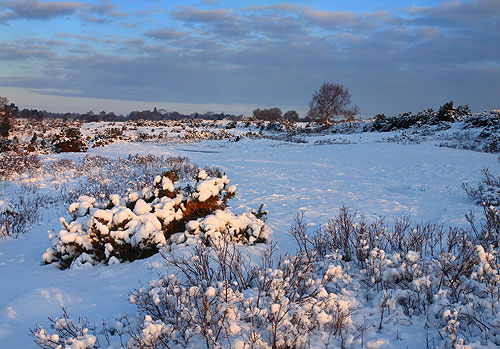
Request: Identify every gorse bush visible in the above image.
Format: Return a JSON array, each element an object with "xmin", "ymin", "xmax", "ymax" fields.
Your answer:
[
  {"xmin": 52, "ymin": 127, "xmax": 88, "ymax": 153},
  {"xmin": 43, "ymin": 170, "xmax": 269, "ymax": 269}
]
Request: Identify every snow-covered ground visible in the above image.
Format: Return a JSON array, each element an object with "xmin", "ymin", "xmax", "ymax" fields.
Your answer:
[{"xmin": 1, "ymin": 131, "xmax": 499, "ymax": 347}]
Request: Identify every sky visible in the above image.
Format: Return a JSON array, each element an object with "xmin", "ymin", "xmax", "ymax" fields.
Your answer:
[{"xmin": 0, "ymin": 0, "xmax": 499, "ymax": 117}]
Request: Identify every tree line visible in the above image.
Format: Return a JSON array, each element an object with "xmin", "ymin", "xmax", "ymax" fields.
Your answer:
[{"xmin": 0, "ymin": 81, "xmax": 359, "ymax": 129}]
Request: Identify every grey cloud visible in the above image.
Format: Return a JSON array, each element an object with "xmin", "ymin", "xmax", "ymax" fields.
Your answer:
[
  {"xmin": 171, "ymin": 6, "xmax": 237, "ymax": 23},
  {"xmin": 89, "ymin": 3, "xmax": 126, "ymax": 18},
  {"xmin": 0, "ymin": 0, "xmax": 81, "ymax": 21},
  {"xmin": 145, "ymin": 29, "xmax": 183, "ymax": 40},
  {"xmin": 0, "ymin": 40, "xmax": 60, "ymax": 60},
  {"xmin": 124, "ymin": 38, "xmax": 146, "ymax": 47},
  {"xmin": 55, "ymin": 33, "xmax": 100, "ymax": 43},
  {"xmin": 79, "ymin": 2, "xmax": 127, "ymax": 24},
  {"xmin": 169, "ymin": 6, "xmax": 251, "ymax": 40},
  {"xmin": 0, "ymin": 76, "xmax": 70, "ymax": 90},
  {"xmin": 407, "ymin": 0, "xmax": 500, "ymax": 30},
  {"xmin": 242, "ymin": 4, "xmax": 380, "ymax": 31}
]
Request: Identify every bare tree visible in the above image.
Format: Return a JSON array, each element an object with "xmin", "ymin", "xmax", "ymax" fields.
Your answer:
[
  {"xmin": 344, "ymin": 105, "xmax": 360, "ymax": 124},
  {"xmin": 307, "ymin": 83, "xmax": 358, "ymax": 125}
]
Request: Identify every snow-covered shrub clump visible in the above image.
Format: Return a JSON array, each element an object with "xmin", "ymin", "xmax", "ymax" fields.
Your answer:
[
  {"xmin": 0, "ymin": 149, "xmax": 42, "ymax": 180},
  {"xmin": 34, "ymin": 240, "xmax": 353, "ymax": 348},
  {"xmin": 288, "ymin": 206, "xmax": 500, "ymax": 347},
  {"xmin": 0, "ymin": 194, "xmax": 41, "ymax": 238},
  {"xmin": 55, "ymin": 154, "xmax": 209, "ymax": 203},
  {"xmin": 463, "ymin": 111, "xmax": 500, "ymax": 153},
  {"xmin": 43, "ymin": 171, "xmax": 269, "ymax": 269},
  {"xmin": 464, "ymin": 168, "xmax": 500, "ymax": 208},
  {"xmin": 51, "ymin": 127, "xmax": 88, "ymax": 153},
  {"xmin": 31, "ymin": 309, "xmax": 98, "ymax": 349},
  {"xmin": 129, "ymin": 240, "xmax": 355, "ymax": 348},
  {"xmin": 0, "ymin": 200, "xmax": 15, "ymax": 237}
]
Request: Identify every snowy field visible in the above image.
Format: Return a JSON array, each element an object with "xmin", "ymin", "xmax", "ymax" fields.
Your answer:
[{"xmin": 1, "ymin": 132, "xmax": 499, "ymax": 348}]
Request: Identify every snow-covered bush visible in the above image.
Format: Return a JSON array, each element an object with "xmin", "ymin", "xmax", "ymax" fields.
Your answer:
[
  {"xmin": 464, "ymin": 168, "xmax": 500, "ymax": 208},
  {"xmin": 0, "ymin": 149, "xmax": 41, "ymax": 180},
  {"xmin": 34, "ymin": 239, "xmax": 354, "ymax": 348},
  {"xmin": 289, "ymin": 206, "xmax": 500, "ymax": 346},
  {"xmin": 129, "ymin": 239, "xmax": 355, "ymax": 348},
  {"xmin": 0, "ymin": 193, "xmax": 41, "ymax": 238},
  {"xmin": 48, "ymin": 154, "xmax": 216, "ymax": 203},
  {"xmin": 463, "ymin": 109, "xmax": 500, "ymax": 130},
  {"xmin": 33, "ymin": 204, "xmax": 500, "ymax": 347},
  {"xmin": 31, "ymin": 308, "xmax": 99, "ymax": 349},
  {"xmin": 91, "ymin": 127, "xmax": 128, "ymax": 147},
  {"xmin": 43, "ymin": 171, "xmax": 269, "ymax": 269},
  {"xmin": 370, "ymin": 111, "xmax": 437, "ymax": 132},
  {"xmin": 52, "ymin": 127, "xmax": 88, "ymax": 153},
  {"xmin": 0, "ymin": 200, "xmax": 15, "ymax": 237}
]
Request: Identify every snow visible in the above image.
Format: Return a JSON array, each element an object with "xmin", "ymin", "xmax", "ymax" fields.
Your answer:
[
  {"xmin": 1, "ymin": 126, "xmax": 500, "ymax": 347},
  {"xmin": 133, "ymin": 199, "xmax": 151, "ymax": 215},
  {"xmin": 366, "ymin": 339, "xmax": 390, "ymax": 348},
  {"xmin": 93, "ymin": 209, "xmax": 113, "ymax": 225},
  {"xmin": 0, "ymin": 200, "xmax": 11, "ymax": 214},
  {"xmin": 161, "ymin": 176, "xmax": 174, "ymax": 192},
  {"xmin": 205, "ymin": 286, "xmax": 216, "ymax": 298},
  {"xmin": 194, "ymin": 176, "xmax": 229, "ymax": 202},
  {"xmin": 112, "ymin": 207, "xmax": 134, "ymax": 226}
]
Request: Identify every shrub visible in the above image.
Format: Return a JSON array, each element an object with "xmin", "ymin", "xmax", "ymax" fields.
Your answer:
[
  {"xmin": 53, "ymin": 154, "xmax": 208, "ymax": 204},
  {"xmin": 464, "ymin": 110, "xmax": 500, "ymax": 129},
  {"xmin": 370, "ymin": 110, "xmax": 437, "ymax": 132},
  {"xmin": 33, "ymin": 206, "xmax": 500, "ymax": 348},
  {"xmin": 52, "ymin": 128, "xmax": 88, "ymax": 153},
  {"xmin": 0, "ymin": 150, "xmax": 41, "ymax": 180},
  {"xmin": 0, "ymin": 200, "xmax": 15, "ymax": 237},
  {"xmin": 43, "ymin": 171, "xmax": 269, "ymax": 269},
  {"xmin": 31, "ymin": 308, "xmax": 99, "ymax": 349},
  {"xmin": 0, "ymin": 194, "xmax": 41, "ymax": 238},
  {"xmin": 129, "ymin": 239, "xmax": 354, "ymax": 348},
  {"xmin": 464, "ymin": 168, "xmax": 500, "ymax": 207}
]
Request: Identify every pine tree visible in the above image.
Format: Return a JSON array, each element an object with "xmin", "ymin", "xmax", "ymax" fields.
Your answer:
[{"xmin": 0, "ymin": 97, "xmax": 12, "ymax": 138}]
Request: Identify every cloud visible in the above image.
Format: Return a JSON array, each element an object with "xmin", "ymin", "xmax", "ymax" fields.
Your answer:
[
  {"xmin": 0, "ymin": 0, "xmax": 128, "ymax": 24},
  {"xmin": 54, "ymin": 33, "xmax": 100, "ymax": 42},
  {"xmin": 145, "ymin": 28, "xmax": 183, "ymax": 40},
  {"xmin": 89, "ymin": 3, "xmax": 126, "ymax": 18},
  {"xmin": 0, "ymin": 0, "xmax": 499, "ymax": 116},
  {"xmin": 79, "ymin": 2, "xmax": 127, "ymax": 24},
  {"xmin": 407, "ymin": 0, "xmax": 500, "ymax": 30},
  {"xmin": 0, "ymin": 0, "xmax": 81, "ymax": 21},
  {"xmin": 171, "ymin": 6, "xmax": 237, "ymax": 23},
  {"xmin": 0, "ymin": 39, "xmax": 60, "ymax": 61}
]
